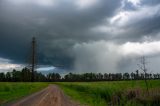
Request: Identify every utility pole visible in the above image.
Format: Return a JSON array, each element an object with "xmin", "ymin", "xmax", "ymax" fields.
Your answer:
[
  {"xmin": 138, "ymin": 56, "xmax": 149, "ymax": 95},
  {"xmin": 31, "ymin": 37, "xmax": 36, "ymax": 82}
]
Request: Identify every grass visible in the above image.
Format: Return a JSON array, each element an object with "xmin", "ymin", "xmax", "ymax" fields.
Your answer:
[
  {"xmin": 55, "ymin": 80, "xmax": 160, "ymax": 106},
  {"xmin": 0, "ymin": 80, "xmax": 159, "ymax": 106},
  {"xmin": 0, "ymin": 82, "xmax": 48, "ymax": 104}
]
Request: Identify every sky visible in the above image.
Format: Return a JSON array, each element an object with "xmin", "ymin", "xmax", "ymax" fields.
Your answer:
[{"xmin": 0, "ymin": 0, "xmax": 160, "ymax": 73}]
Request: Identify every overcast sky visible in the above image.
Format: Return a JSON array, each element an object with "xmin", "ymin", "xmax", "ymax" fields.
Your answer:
[{"xmin": 0, "ymin": 0, "xmax": 160, "ymax": 73}]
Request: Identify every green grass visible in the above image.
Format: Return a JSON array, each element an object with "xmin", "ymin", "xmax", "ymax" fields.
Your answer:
[
  {"xmin": 0, "ymin": 82, "xmax": 48, "ymax": 104},
  {"xmin": 55, "ymin": 80, "xmax": 160, "ymax": 106},
  {"xmin": 0, "ymin": 80, "xmax": 159, "ymax": 106}
]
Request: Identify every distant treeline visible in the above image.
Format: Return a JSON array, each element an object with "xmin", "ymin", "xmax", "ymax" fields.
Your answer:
[{"xmin": 0, "ymin": 68, "xmax": 160, "ymax": 82}]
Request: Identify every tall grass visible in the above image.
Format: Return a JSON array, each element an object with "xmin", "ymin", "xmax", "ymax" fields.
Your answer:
[
  {"xmin": 56, "ymin": 80, "xmax": 160, "ymax": 106},
  {"xmin": 0, "ymin": 82, "xmax": 48, "ymax": 104}
]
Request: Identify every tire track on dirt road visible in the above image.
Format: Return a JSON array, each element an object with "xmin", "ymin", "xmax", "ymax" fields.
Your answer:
[{"xmin": 8, "ymin": 85, "xmax": 81, "ymax": 106}]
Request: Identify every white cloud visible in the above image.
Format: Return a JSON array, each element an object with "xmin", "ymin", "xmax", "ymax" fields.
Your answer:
[
  {"xmin": 110, "ymin": 4, "xmax": 160, "ymax": 27},
  {"xmin": 37, "ymin": 66, "xmax": 55, "ymax": 71},
  {"xmin": 91, "ymin": 3, "xmax": 160, "ymax": 38},
  {"xmin": 121, "ymin": 41, "xmax": 160, "ymax": 56},
  {"xmin": 0, "ymin": 64, "xmax": 21, "ymax": 70},
  {"xmin": 0, "ymin": 57, "xmax": 22, "ymax": 72}
]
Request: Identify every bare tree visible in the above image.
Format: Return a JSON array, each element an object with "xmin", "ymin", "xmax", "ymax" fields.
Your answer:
[{"xmin": 137, "ymin": 56, "xmax": 149, "ymax": 95}]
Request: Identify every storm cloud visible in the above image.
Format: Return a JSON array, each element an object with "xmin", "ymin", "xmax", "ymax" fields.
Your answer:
[{"xmin": 0, "ymin": 0, "xmax": 160, "ymax": 73}]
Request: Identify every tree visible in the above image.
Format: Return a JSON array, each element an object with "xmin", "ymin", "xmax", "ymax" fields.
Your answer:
[
  {"xmin": 116, "ymin": 73, "xmax": 122, "ymax": 80},
  {"xmin": 55, "ymin": 73, "xmax": 61, "ymax": 81},
  {"xmin": 0, "ymin": 73, "xmax": 5, "ymax": 81},
  {"xmin": 35, "ymin": 72, "xmax": 46, "ymax": 82},
  {"xmin": 137, "ymin": 56, "xmax": 149, "ymax": 95},
  {"xmin": 96, "ymin": 73, "xmax": 103, "ymax": 80},
  {"xmin": 21, "ymin": 68, "xmax": 31, "ymax": 82},
  {"xmin": 12, "ymin": 69, "xmax": 22, "ymax": 81},
  {"xmin": 131, "ymin": 72, "xmax": 135, "ymax": 80},
  {"xmin": 51, "ymin": 73, "xmax": 56, "ymax": 81},
  {"xmin": 136, "ymin": 70, "xmax": 139, "ymax": 80},
  {"xmin": 6, "ymin": 72, "xmax": 11, "ymax": 81},
  {"xmin": 104, "ymin": 73, "xmax": 109, "ymax": 80},
  {"xmin": 140, "ymin": 73, "xmax": 144, "ymax": 79},
  {"xmin": 123, "ymin": 73, "xmax": 130, "ymax": 80}
]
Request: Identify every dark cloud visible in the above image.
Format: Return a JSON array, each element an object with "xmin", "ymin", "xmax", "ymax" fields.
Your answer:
[
  {"xmin": 123, "ymin": 11, "xmax": 160, "ymax": 42},
  {"xmin": 141, "ymin": 0, "xmax": 160, "ymax": 6},
  {"xmin": 1, "ymin": 0, "xmax": 160, "ymax": 73},
  {"xmin": 0, "ymin": 0, "xmax": 121, "ymax": 68}
]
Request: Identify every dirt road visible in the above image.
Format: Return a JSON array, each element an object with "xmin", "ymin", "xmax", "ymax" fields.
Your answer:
[{"xmin": 9, "ymin": 85, "xmax": 80, "ymax": 106}]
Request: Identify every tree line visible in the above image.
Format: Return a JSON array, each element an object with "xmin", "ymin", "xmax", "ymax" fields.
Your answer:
[
  {"xmin": 0, "ymin": 68, "xmax": 60, "ymax": 82},
  {"xmin": 0, "ymin": 68, "xmax": 160, "ymax": 82},
  {"xmin": 63, "ymin": 71, "xmax": 160, "ymax": 81}
]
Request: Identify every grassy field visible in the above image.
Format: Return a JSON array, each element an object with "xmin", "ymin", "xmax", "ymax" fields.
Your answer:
[
  {"xmin": 0, "ymin": 82, "xmax": 48, "ymax": 104},
  {"xmin": 56, "ymin": 80, "xmax": 160, "ymax": 106},
  {"xmin": 0, "ymin": 80, "xmax": 159, "ymax": 106}
]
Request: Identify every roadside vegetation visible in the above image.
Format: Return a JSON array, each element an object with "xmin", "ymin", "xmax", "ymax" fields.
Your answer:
[
  {"xmin": 56, "ymin": 80, "xmax": 160, "ymax": 106},
  {"xmin": 0, "ymin": 82, "xmax": 48, "ymax": 104},
  {"xmin": 0, "ymin": 80, "xmax": 159, "ymax": 106}
]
